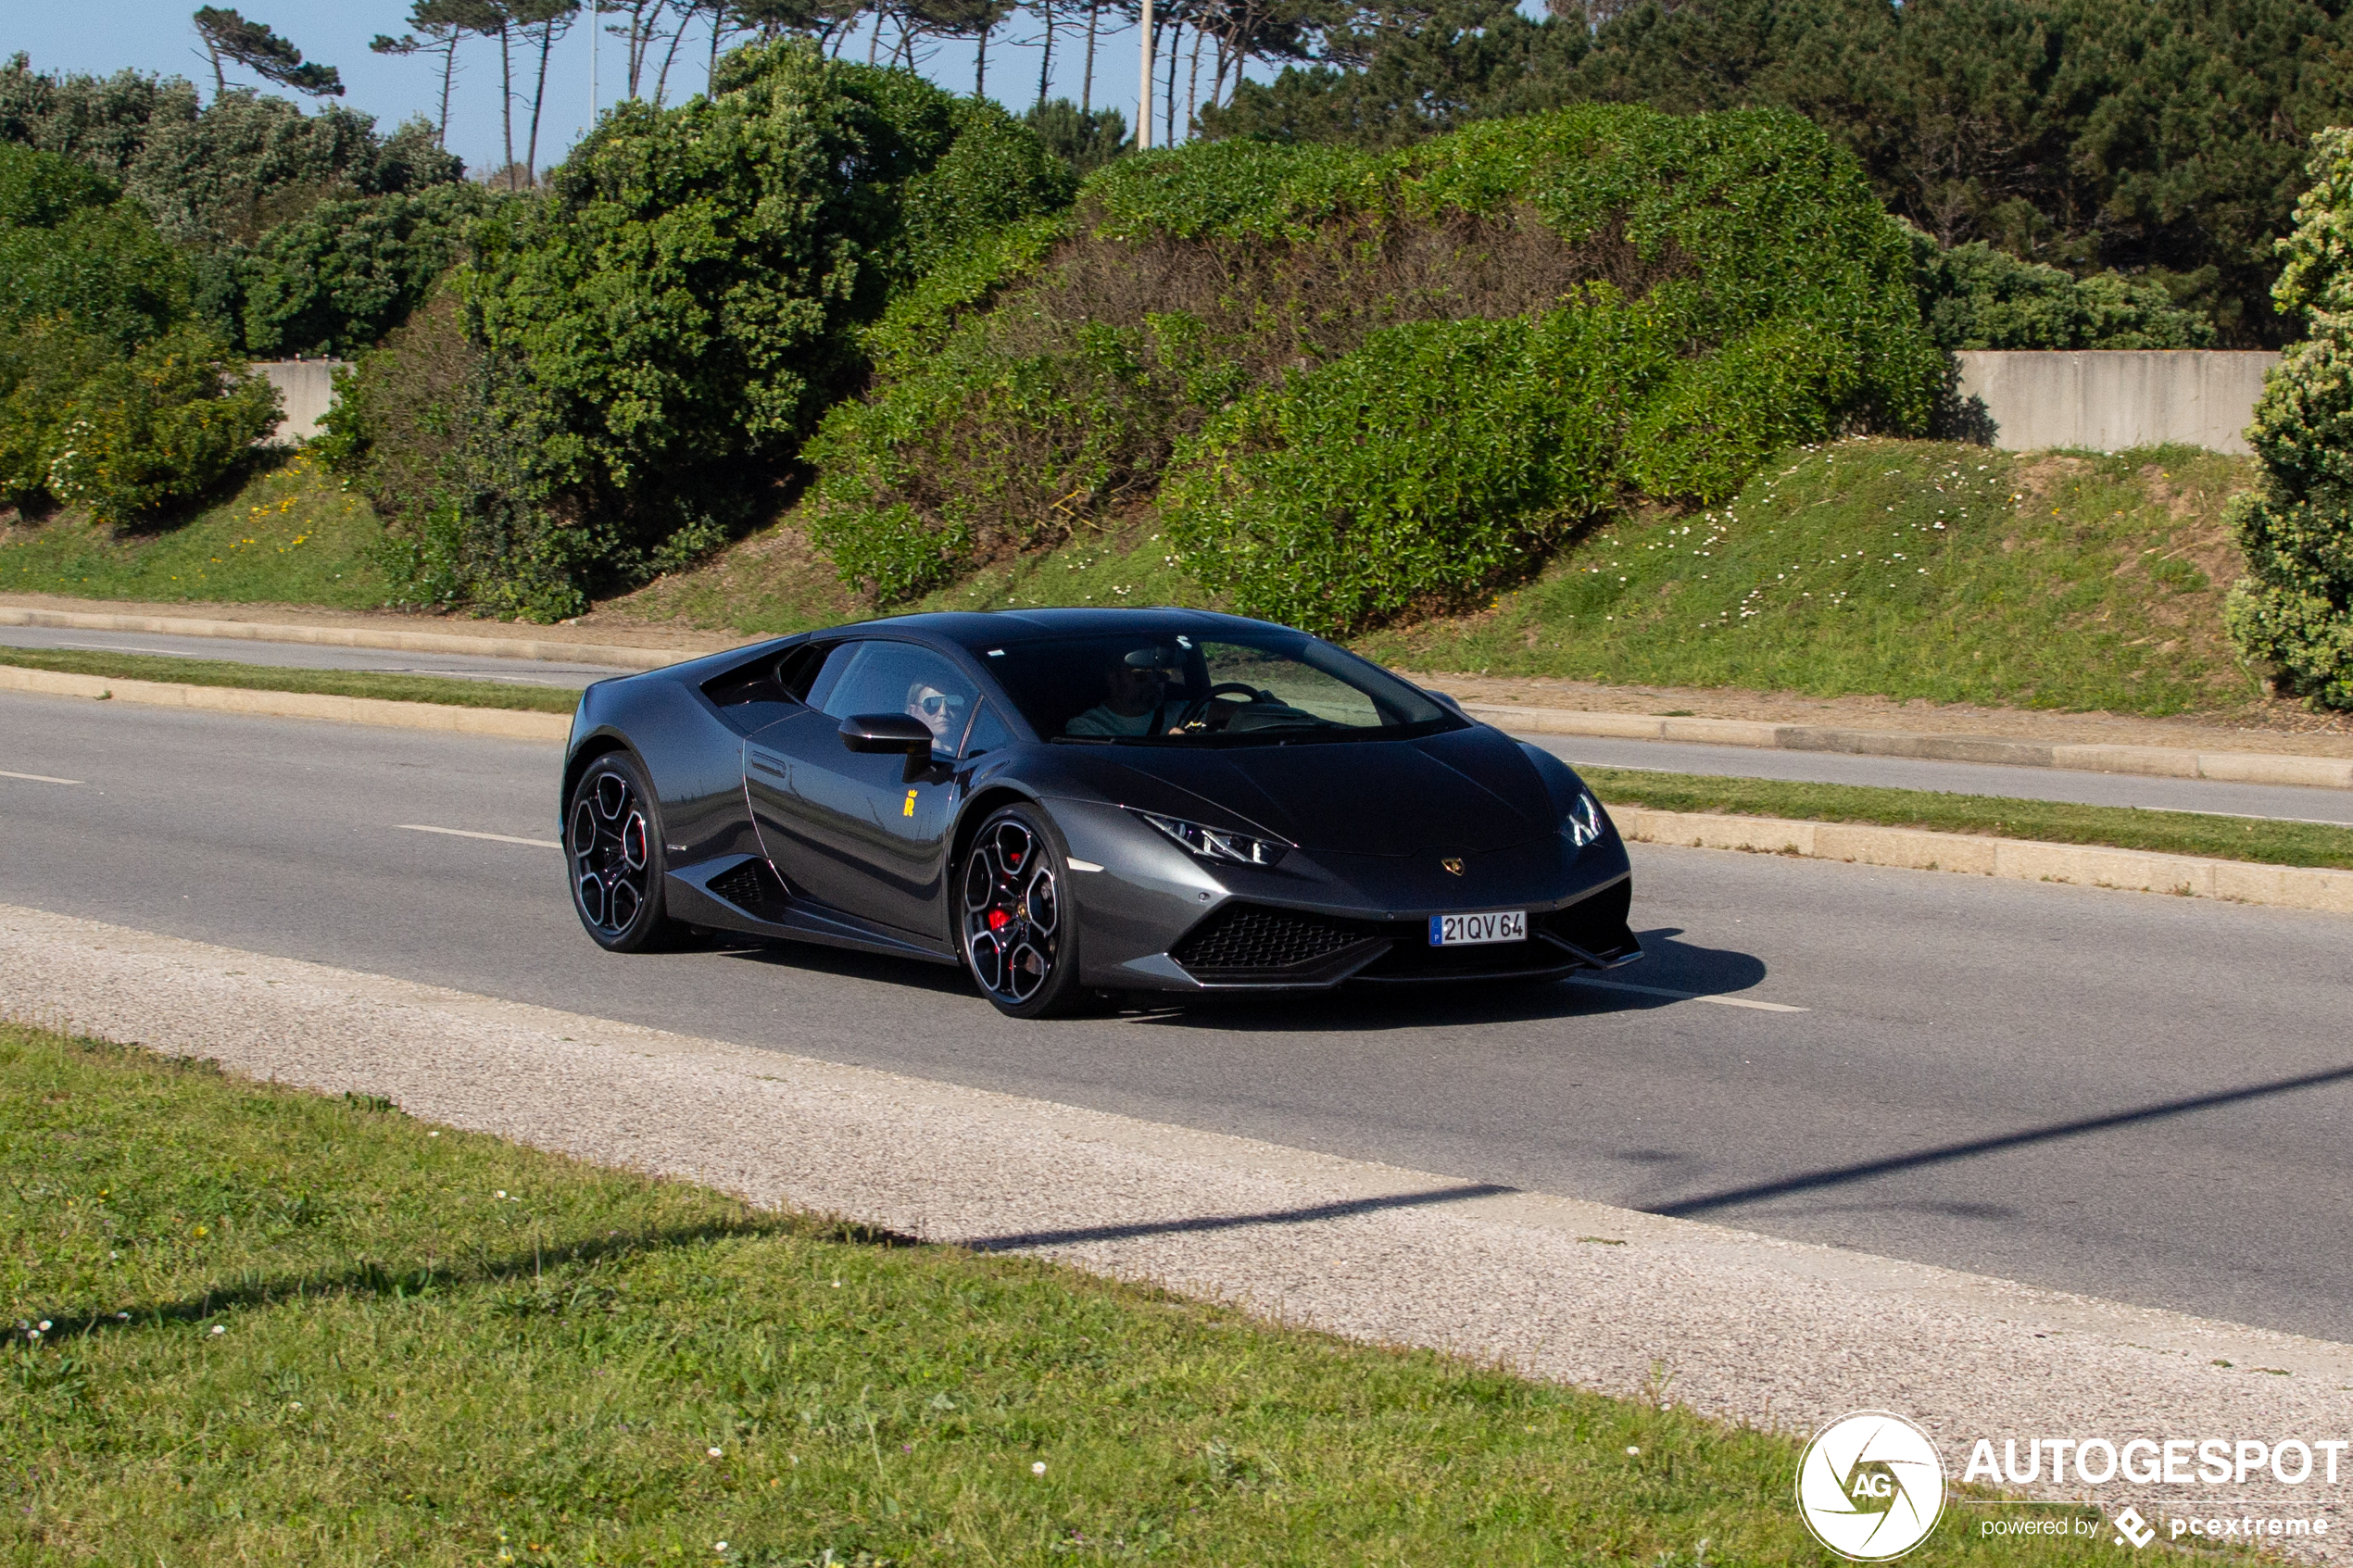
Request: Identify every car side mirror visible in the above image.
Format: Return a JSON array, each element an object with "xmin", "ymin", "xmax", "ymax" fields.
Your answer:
[{"xmin": 839, "ymin": 713, "xmax": 937, "ymax": 782}]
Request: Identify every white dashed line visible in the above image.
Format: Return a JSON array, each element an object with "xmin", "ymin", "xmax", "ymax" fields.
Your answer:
[
  {"xmin": 0, "ymin": 769, "xmax": 82, "ymax": 785},
  {"xmin": 1568, "ymin": 975, "xmax": 1808, "ymax": 1012},
  {"xmin": 395, "ymin": 824, "xmax": 561, "ymax": 849}
]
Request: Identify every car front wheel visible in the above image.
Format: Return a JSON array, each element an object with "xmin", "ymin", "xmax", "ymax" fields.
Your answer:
[{"xmin": 567, "ymin": 751, "xmax": 685, "ymax": 953}]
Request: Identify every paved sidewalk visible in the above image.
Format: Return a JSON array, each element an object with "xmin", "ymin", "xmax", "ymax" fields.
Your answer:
[{"xmin": 4, "ymin": 900, "xmax": 2347, "ymax": 1557}]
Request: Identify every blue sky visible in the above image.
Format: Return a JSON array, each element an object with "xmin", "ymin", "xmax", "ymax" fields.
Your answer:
[{"xmin": 8, "ymin": 2, "xmax": 1225, "ymax": 181}]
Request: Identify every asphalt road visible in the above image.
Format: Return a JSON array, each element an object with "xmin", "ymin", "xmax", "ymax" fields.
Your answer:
[
  {"xmin": 6, "ymin": 691, "xmax": 2350, "ymax": 1343},
  {"xmin": 0, "ymin": 623, "xmax": 634, "ymax": 689}
]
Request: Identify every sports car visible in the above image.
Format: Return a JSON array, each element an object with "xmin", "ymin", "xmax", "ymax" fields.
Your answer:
[{"xmin": 562, "ymin": 608, "xmax": 1642, "ymax": 1017}]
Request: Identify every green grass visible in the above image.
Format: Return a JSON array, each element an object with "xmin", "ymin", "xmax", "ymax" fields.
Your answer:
[
  {"xmin": 1583, "ymin": 766, "xmax": 2353, "ymax": 871},
  {"xmin": 1, "ymin": 1021, "xmax": 2125, "ymax": 1567},
  {"xmin": 0, "ymin": 451, "xmax": 388, "ymax": 608},
  {"xmin": 0, "ymin": 646, "xmax": 580, "ymax": 713},
  {"xmin": 1359, "ymin": 440, "xmax": 2263, "ymax": 717}
]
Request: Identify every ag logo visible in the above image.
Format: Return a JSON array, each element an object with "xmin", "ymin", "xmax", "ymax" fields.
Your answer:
[{"xmin": 1795, "ymin": 1411, "xmax": 1946, "ymax": 1561}]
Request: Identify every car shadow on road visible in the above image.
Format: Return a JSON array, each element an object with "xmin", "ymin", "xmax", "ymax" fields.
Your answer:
[
  {"xmin": 1103, "ymin": 927, "xmax": 1775, "ymax": 1034},
  {"xmin": 694, "ymin": 925, "xmax": 1778, "ymax": 1031}
]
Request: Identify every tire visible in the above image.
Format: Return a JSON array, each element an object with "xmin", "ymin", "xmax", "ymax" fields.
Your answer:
[
  {"xmin": 959, "ymin": 804, "xmax": 1087, "ymax": 1019},
  {"xmin": 566, "ymin": 751, "xmax": 686, "ymax": 953}
]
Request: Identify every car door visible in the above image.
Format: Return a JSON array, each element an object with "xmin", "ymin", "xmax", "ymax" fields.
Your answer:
[{"xmin": 745, "ymin": 638, "xmax": 976, "ymax": 939}]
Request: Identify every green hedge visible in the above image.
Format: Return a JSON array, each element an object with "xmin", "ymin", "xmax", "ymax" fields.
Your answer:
[
  {"xmin": 809, "ymin": 104, "xmax": 1942, "ymax": 633},
  {"xmin": 2226, "ymin": 127, "xmax": 2353, "ymax": 709}
]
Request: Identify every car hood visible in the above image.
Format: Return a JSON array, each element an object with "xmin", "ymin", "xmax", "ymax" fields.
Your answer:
[{"xmin": 1095, "ymin": 723, "xmax": 1554, "ymax": 855}]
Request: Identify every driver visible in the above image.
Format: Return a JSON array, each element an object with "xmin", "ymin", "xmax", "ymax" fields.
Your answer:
[{"xmin": 1065, "ymin": 653, "xmax": 1176, "ymax": 737}]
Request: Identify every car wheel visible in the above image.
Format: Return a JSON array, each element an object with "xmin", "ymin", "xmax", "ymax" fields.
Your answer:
[
  {"xmin": 960, "ymin": 805, "xmax": 1085, "ymax": 1019},
  {"xmin": 567, "ymin": 751, "xmax": 684, "ymax": 953}
]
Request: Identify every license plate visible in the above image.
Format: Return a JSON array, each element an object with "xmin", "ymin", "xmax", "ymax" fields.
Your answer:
[{"xmin": 1428, "ymin": 910, "xmax": 1527, "ymax": 947}]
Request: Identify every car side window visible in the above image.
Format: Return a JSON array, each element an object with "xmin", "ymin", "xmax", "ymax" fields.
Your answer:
[
  {"xmin": 814, "ymin": 641, "xmax": 977, "ymax": 756},
  {"xmin": 960, "ymin": 698, "xmax": 1014, "ymax": 759}
]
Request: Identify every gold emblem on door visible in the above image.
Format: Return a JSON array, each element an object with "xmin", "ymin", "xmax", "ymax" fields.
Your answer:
[{"xmin": 1441, "ymin": 857, "xmax": 1465, "ymax": 875}]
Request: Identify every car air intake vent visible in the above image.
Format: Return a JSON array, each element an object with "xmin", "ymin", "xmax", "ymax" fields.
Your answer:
[
  {"xmin": 708, "ymin": 857, "xmax": 789, "ymax": 914},
  {"xmin": 1173, "ymin": 903, "xmax": 1378, "ymax": 973}
]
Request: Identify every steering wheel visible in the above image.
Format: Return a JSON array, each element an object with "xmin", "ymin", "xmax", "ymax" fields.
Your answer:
[{"xmin": 1172, "ymin": 683, "xmax": 1272, "ymax": 732}]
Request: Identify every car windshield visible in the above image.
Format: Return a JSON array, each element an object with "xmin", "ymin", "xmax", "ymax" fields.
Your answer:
[{"xmin": 985, "ymin": 631, "xmax": 1456, "ymax": 746}]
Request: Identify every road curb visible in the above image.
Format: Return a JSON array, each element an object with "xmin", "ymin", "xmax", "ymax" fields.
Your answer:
[
  {"xmin": 0, "ymin": 663, "xmax": 574, "ymax": 743},
  {"xmin": 1469, "ymin": 703, "xmax": 2353, "ymax": 791},
  {"xmin": 1615, "ymin": 805, "xmax": 2353, "ymax": 915},
  {"xmin": 0, "ymin": 605, "xmax": 729, "ymax": 671}
]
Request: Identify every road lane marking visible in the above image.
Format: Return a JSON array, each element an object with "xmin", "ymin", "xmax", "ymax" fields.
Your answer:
[
  {"xmin": 1567, "ymin": 975, "xmax": 1807, "ymax": 1012},
  {"xmin": 0, "ymin": 768, "xmax": 82, "ymax": 785},
  {"xmin": 396, "ymin": 824, "xmax": 562, "ymax": 848}
]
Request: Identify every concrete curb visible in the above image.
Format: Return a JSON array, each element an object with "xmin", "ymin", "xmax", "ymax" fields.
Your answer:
[
  {"xmin": 0, "ymin": 605, "xmax": 729, "ymax": 671},
  {"xmin": 0, "ymin": 663, "xmax": 573, "ymax": 743},
  {"xmin": 1469, "ymin": 702, "xmax": 2353, "ymax": 791},
  {"xmin": 1617, "ymin": 805, "xmax": 2353, "ymax": 915}
]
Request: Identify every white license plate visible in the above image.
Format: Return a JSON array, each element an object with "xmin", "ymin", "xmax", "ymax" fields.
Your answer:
[{"xmin": 1428, "ymin": 910, "xmax": 1527, "ymax": 947}]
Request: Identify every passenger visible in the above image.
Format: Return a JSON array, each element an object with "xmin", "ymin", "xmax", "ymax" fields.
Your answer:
[
  {"xmin": 905, "ymin": 680, "xmax": 966, "ymax": 744},
  {"xmin": 1065, "ymin": 653, "xmax": 1173, "ymax": 737}
]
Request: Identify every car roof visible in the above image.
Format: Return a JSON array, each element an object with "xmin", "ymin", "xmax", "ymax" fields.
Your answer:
[{"xmin": 852, "ymin": 607, "xmax": 1287, "ymax": 652}]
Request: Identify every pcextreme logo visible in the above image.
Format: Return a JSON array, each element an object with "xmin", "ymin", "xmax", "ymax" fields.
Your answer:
[{"xmin": 1796, "ymin": 1411, "xmax": 1949, "ymax": 1562}]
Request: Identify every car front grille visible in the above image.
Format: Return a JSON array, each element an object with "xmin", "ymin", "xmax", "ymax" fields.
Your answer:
[{"xmin": 1171, "ymin": 903, "xmax": 1384, "ymax": 978}]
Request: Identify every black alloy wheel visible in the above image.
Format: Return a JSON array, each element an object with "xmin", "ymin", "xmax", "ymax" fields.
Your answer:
[
  {"xmin": 567, "ymin": 752, "xmax": 683, "ymax": 952},
  {"xmin": 960, "ymin": 806, "xmax": 1084, "ymax": 1018}
]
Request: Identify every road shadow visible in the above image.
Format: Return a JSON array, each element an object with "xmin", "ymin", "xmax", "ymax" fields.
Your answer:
[
  {"xmin": 1642, "ymin": 1059, "xmax": 2353, "ymax": 1220},
  {"xmin": 963, "ymin": 1182, "xmax": 1514, "ymax": 1252}
]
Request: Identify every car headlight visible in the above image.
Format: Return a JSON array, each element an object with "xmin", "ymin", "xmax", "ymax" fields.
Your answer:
[
  {"xmin": 1133, "ymin": 809, "xmax": 1289, "ymax": 867},
  {"xmin": 1565, "ymin": 790, "xmax": 1605, "ymax": 848}
]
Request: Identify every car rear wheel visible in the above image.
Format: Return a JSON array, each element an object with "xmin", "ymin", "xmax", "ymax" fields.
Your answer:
[
  {"xmin": 568, "ymin": 751, "xmax": 685, "ymax": 953},
  {"xmin": 960, "ymin": 805, "xmax": 1085, "ymax": 1019}
]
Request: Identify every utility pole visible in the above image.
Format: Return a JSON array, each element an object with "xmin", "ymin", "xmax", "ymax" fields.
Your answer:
[{"xmin": 1138, "ymin": 0, "xmax": 1152, "ymax": 149}]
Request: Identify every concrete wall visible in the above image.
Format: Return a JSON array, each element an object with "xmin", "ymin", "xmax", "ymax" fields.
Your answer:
[
  {"xmin": 253, "ymin": 360, "xmax": 346, "ymax": 444},
  {"xmin": 1953, "ymin": 349, "xmax": 2277, "ymax": 454}
]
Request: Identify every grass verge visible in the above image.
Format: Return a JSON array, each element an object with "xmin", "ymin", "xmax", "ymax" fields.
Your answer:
[
  {"xmin": 1359, "ymin": 440, "xmax": 2261, "ymax": 718},
  {"xmin": 0, "ymin": 1020, "xmax": 2116, "ymax": 1566},
  {"xmin": 0, "ymin": 646, "xmax": 580, "ymax": 714},
  {"xmin": 0, "ymin": 451, "xmax": 389, "ymax": 608},
  {"xmin": 1582, "ymin": 765, "xmax": 2353, "ymax": 871}
]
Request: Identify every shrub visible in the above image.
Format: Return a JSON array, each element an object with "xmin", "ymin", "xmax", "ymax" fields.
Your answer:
[
  {"xmin": 811, "ymin": 104, "xmax": 1942, "ymax": 632},
  {"xmin": 208, "ymin": 181, "xmax": 498, "ymax": 358},
  {"xmin": 41, "ymin": 325, "xmax": 279, "ymax": 523},
  {"xmin": 1913, "ymin": 236, "xmax": 2216, "ymax": 351},
  {"xmin": 332, "ymin": 42, "xmax": 1071, "ymax": 618},
  {"xmin": 0, "ymin": 144, "xmax": 187, "ymax": 350},
  {"xmin": 2225, "ymin": 128, "xmax": 2353, "ymax": 708}
]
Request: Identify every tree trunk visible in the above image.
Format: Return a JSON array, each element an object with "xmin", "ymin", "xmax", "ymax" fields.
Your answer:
[
  {"xmin": 1185, "ymin": 21, "xmax": 1201, "ymax": 134},
  {"xmin": 497, "ymin": 20, "xmax": 517, "ymax": 189},
  {"xmin": 1037, "ymin": 1, "xmax": 1055, "ymax": 107},
  {"xmin": 1163, "ymin": 16, "xmax": 1178, "ymax": 144},
  {"xmin": 437, "ymin": 36, "xmax": 458, "ymax": 144},
  {"xmin": 1080, "ymin": 0, "xmax": 1098, "ymax": 110},
  {"xmin": 205, "ymin": 41, "xmax": 226, "ymax": 97},
  {"xmin": 526, "ymin": 25, "xmax": 556, "ymax": 182},
  {"xmin": 654, "ymin": 5, "xmax": 691, "ymax": 104},
  {"xmin": 975, "ymin": 18, "xmax": 991, "ymax": 97}
]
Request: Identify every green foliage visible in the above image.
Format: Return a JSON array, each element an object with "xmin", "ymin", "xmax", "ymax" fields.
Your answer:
[
  {"xmin": 0, "ymin": 144, "xmax": 275, "ymax": 522},
  {"xmin": 2227, "ymin": 128, "xmax": 2353, "ymax": 709},
  {"xmin": 812, "ymin": 104, "xmax": 1940, "ymax": 633},
  {"xmin": 1024, "ymin": 98, "xmax": 1130, "ymax": 179},
  {"xmin": 1207, "ymin": 0, "xmax": 2353, "ymax": 345},
  {"xmin": 336, "ymin": 40, "xmax": 1071, "ymax": 619},
  {"xmin": 1915, "ymin": 237, "xmax": 2215, "ymax": 350},
  {"xmin": 0, "ymin": 145, "xmax": 188, "ymax": 351},
  {"xmin": 210, "ymin": 181, "xmax": 497, "ymax": 358},
  {"xmin": 39, "ymin": 326, "xmax": 280, "ymax": 525},
  {"xmin": 1, "ymin": 57, "xmax": 460, "ymax": 249}
]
